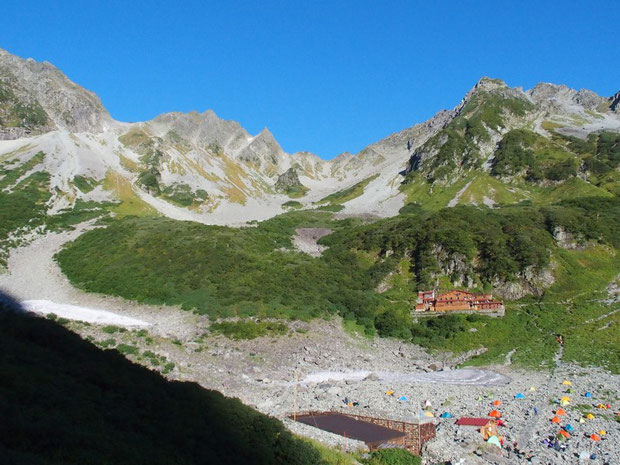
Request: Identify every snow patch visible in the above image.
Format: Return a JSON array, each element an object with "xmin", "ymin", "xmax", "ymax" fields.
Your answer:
[
  {"xmin": 297, "ymin": 368, "xmax": 510, "ymax": 386},
  {"xmin": 23, "ymin": 300, "xmax": 150, "ymax": 327}
]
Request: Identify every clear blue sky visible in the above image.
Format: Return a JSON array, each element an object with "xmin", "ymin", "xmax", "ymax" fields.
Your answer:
[{"xmin": 1, "ymin": 0, "xmax": 618, "ymax": 158}]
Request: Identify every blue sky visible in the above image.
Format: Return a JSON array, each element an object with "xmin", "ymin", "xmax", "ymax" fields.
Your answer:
[{"xmin": 1, "ymin": 0, "xmax": 618, "ymax": 158}]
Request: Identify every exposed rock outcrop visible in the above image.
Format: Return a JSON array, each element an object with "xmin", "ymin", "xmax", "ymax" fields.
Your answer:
[
  {"xmin": 0, "ymin": 48, "xmax": 110, "ymax": 137},
  {"xmin": 275, "ymin": 166, "xmax": 306, "ymax": 194}
]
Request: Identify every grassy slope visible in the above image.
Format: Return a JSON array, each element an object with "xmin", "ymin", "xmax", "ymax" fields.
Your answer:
[
  {"xmin": 418, "ymin": 246, "xmax": 620, "ymax": 371},
  {"xmin": 318, "ymin": 174, "xmax": 379, "ymax": 205},
  {"xmin": 56, "ymin": 212, "xmax": 376, "ymax": 321},
  {"xmin": 56, "ymin": 198, "xmax": 620, "ymax": 371}
]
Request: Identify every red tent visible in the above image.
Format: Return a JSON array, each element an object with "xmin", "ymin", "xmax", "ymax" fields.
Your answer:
[{"xmin": 488, "ymin": 410, "xmax": 502, "ymax": 418}]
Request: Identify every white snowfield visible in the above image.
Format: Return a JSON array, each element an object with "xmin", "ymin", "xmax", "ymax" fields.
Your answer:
[
  {"xmin": 298, "ymin": 368, "xmax": 510, "ymax": 386},
  {"xmin": 22, "ymin": 300, "xmax": 150, "ymax": 327}
]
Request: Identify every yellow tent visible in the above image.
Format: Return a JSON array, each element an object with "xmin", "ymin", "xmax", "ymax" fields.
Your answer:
[
  {"xmin": 562, "ymin": 380, "xmax": 572, "ymax": 386},
  {"xmin": 598, "ymin": 430, "xmax": 607, "ymax": 436},
  {"xmin": 424, "ymin": 411, "xmax": 434, "ymax": 417},
  {"xmin": 596, "ymin": 404, "xmax": 607, "ymax": 409},
  {"xmin": 529, "ymin": 386, "xmax": 536, "ymax": 392},
  {"xmin": 385, "ymin": 390, "xmax": 394, "ymax": 396},
  {"xmin": 586, "ymin": 413, "xmax": 595, "ymax": 419}
]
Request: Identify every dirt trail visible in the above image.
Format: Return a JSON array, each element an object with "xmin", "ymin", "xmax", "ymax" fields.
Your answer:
[{"xmin": 0, "ymin": 224, "xmax": 199, "ymax": 337}]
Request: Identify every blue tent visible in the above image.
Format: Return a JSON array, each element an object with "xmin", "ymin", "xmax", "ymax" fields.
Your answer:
[
  {"xmin": 398, "ymin": 396, "xmax": 408, "ymax": 402},
  {"xmin": 515, "ymin": 393, "xmax": 525, "ymax": 399},
  {"xmin": 565, "ymin": 424, "xmax": 574, "ymax": 432},
  {"xmin": 584, "ymin": 392, "xmax": 593, "ymax": 398},
  {"xmin": 440, "ymin": 412, "xmax": 453, "ymax": 418}
]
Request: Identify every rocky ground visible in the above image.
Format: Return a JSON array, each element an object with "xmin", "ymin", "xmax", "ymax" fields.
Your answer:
[
  {"xmin": 292, "ymin": 227, "xmax": 332, "ymax": 257},
  {"xmin": 1, "ymin": 229, "xmax": 618, "ymax": 465}
]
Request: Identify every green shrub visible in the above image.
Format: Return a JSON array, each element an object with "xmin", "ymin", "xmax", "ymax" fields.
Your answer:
[
  {"xmin": 116, "ymin": 344, "xmax": 139, "ymax": 356},
  {"xmin": 210, "ymin": 320, "xmax": 289, "ymax": 340},
  {"xmin": 363, "ymin": 448, "xmax": 421, "ymax": 465}
]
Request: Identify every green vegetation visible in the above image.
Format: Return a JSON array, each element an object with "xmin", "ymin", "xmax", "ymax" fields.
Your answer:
[
  {"xmin": 362, "ymin": 449, "xmax": 421, "ymax": 465},
  {"xmin": 318, "ymin": 174, "xmax": 379, "ymax": 205},
  {"xmin": 72, "ymin": 175, "xmax": 98, "ymax": 193},
  {"xmin": 103, "ymin": 171, "xmax": 158, "ymax": 217},
  {"xmin": 0, "ymin": 295, "xmax": 328, "ymax": 465},
  {"xmin": 0, "ymin": 152, "xmax": 51, "ymax": 266},
  {"xmin": 404, "ymin": 91, "xmax": 534, "ymax": 183},
  {"xmin": 317, "ymin": 204, "xmax": 345, "ymax": 212},
  {"xmin": 283, "ymin": 200, "xmax": 303, "ymax": 209},
  {"xmin": 161, "ymin": 183, "xmax": 209, "ymax": 207},
  {"xmin": 0, "ymin": 152, "xmax": 113, "ymax": 266},
  {"xmin": 56, "ymin": 196, "xmax": 620, "ymax": 371},
  {"xmin": 0, "ymin": 81, "xmax": 49, "ymax": 130},
  {"xmin": 56, "ymin": 211, "xmax": 376, "ymax": 322},
  {"xmin": 280, "ymin": 184, "xmax": 309, "ymax": 198},
  {"xmin": 209, "ymin": 320, "xmax": 289, "ymax": 340}
]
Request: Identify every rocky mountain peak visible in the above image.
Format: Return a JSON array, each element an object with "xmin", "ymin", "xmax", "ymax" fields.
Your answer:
[
  {"xmin": 527, "ymin": 82, "xmax": 607, "ymax": 111},
  {"xmin": 0, "ymin": 48, "xmax": 110, "ymax": 136},
  {"xmin": 473, "ymin": 77, "xmax": 508, "ymax": 92},
  {"xmin": 610, "ymin": 90, "xmax": 620, "ymax": 113}
]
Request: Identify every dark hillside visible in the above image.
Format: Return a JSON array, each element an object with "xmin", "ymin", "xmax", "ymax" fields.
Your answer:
[{"xmin": 0, "ymin": 293, "xmax": 323, "ymax": 465}]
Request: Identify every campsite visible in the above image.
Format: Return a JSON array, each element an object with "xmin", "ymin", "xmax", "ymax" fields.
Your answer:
[{"xmin": 37, "ymin": 308, "xmax": 619, "ymax": 465}]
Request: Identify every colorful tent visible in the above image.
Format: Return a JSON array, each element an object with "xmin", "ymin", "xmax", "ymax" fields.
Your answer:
[
  {"xmin": 596, "ymin": 404, "xmax": 607, "ymax": 409},
  {"xmin": 586, "ymin": 413, "xmax": 595, "ymax": 420},
  {"xmin": 556, "ymin": 408, "xmax": 567, "ymax": 416},
  {"xmin": 584, "ymin": 392, "xmax": 592, "ymax": 398},
  {"xmin": 488, "ymin": 410, "xmax": 501, "ymax": 418},
  {"xmin": 487, "ymin": 436, "xmax": 502, "ymax": 448},
  {"xmin": 590, "ymin": 434, "xmax": 600, "ymax": 441},
  {"xmin": 385, "ymin": 390, "xmax": 394, "ymax": 396},
  {"xmin": 492, "ymin": 400, "xmax": 502, "ymax": 406},
  {"xmin": 565, "ymin": 424, "xmax": 574, "ymax": 432},
  {"xmin": 562, "ymin": 380, "xmax": 572, "ymax": 386},
  {"xmin": 398, "ymin": 396, "xmax": 408, "ymax": 402},
  {"xmin": 514, "ymin": 393, "xmax": 525, "ymax": 399},
  {"xmin": 558, "ymin": 430, "xmax": 570, "ymax": 439},
  {"xmin": 598, "ymin": 430, "xmax": 606, "ymax": 436},
  {"xmin": 440, "ymin": 412, "xmax": 453, "ymax": 418},
  {"xmin": 551, "ymin": 416, "xmax": 561, "ymax": 423}
]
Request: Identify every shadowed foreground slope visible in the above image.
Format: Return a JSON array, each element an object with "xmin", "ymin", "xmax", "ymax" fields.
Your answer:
[{"xmin": 0, "ymin": 293, "xmax": 322, "ymax": 465}]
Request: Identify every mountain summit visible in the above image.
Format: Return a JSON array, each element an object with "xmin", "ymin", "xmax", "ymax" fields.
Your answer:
[{"xmin": 1, "ymin": 48, "xmax": 619, "ymax": 227}]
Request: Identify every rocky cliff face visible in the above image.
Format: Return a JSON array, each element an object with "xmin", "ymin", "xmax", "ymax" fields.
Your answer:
[{"xmin": 0, "ymin": 49, "xmax": 110, "ymax": 138}]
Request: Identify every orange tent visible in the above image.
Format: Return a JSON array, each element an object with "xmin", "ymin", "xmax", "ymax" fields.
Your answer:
[
  {"xmin": 556, "ymin": 408, "xmax": 567, "ymax": 416},
  {"xmin": 590, "ymin": 434, "xmax": 601, "ymax": 441},
  {"xmin": 551, "ymin": 416, "xmax": 561, "ymax": 423},
  {"xmin": 558, "ymin": 430, "xmax": 570, "ymax": 438},
  {"xmin": 488, "ymin": 410, "xmax": 501, "ymax": 418},
  {"xmin": 493, "ymin": 400, "xmax": 502, "ymax": 406}
]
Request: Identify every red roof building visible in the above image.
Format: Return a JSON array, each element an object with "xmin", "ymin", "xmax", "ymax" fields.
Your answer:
[
  {"xmin": 415, "ymin": 290, "xmax": 503, "ymax": 313},
  {"xmin": 455, "ymin": 417, "xmax": 492, "ymax": 427}
]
